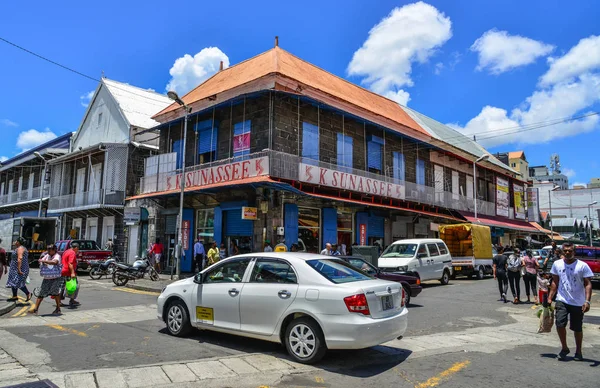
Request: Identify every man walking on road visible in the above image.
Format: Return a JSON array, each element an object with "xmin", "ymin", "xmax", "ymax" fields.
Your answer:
[
  {"xmin": 548, "ymin": 241, "xmax": 593, "ymax": 361},
  {"xmin": 193, "ymin": 237, "xmax": 206, "ymax": 272},
  {"xmin": 493, "ymin": 246, "xmax": 509, "ymax": 303},
  {"xmin": 61, "ymin": 242, "xmax": 80, "ymax": 308}
]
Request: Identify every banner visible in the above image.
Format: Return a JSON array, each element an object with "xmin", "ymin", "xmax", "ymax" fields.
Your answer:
[
  {"xmin": 496, "ymin": 177, "xmax": 510, "ymax": 217},
  {"xmin": 299, "ymin": 163, "xmax": 405, "ymax": 199},
  {"xmin": 241, "ymin": 207, "xmax": 258, "ymax": 220},
  {"xmin": 527, "ymin": 187, "xmax": 540, "ymax": 222},
  {"xmin": 513, "ymin": 184, "xmax": 525, "ymax": 219},
  {"xmin": 233, "ymin": 133, "xmax": 250, "ymax": 153}
]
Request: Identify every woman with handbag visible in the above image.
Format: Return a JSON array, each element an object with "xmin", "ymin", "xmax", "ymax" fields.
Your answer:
[
  {"xmin": 522, "ymin": 249, "xmax": 540, "ymax": 304},
  {"xmin": 6, "ymin": 237, "xmax": 31, "ymax": 302},
  {"xmin": 29, "ymin": 244, "xmax": 63, "ymax": 315}
]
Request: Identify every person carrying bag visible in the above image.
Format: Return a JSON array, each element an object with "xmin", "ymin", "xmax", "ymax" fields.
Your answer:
[
  {"xmin": 29, "ymin": 245, "xmax": 63, "ymax": 315},
  {"xmin": 506, "ymin": 249, "xmax": 522, "ymax": 304}
]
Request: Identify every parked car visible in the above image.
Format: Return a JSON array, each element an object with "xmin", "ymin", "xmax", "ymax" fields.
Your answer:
[
  {"xmin": 55, "ymin": 240, "xmax": 112, "ymax": 270},
  {"xmin": 158, "ymin": 253, "xmax": 408, "ymax": 364},
  {"xmin": 338, "ymin": 256, "xmax": 422, "ymax": 306},
  {"xmin": 575, "ymin": 246, "xmax": 600, "ymax": 283},
  {"xmin": 378, "ymin": 238, "xmax": 453, "ymax": 284}
]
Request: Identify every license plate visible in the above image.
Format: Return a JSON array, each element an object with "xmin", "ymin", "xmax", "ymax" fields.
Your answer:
[
  {"xmin": 196, "ymin": 306, "xmax": 214, "ymax": 325},
  {"xmin": 454, "ymin": 266, "xmax": 462, "ymax": 271},
  {"xmin": 381, "ymin": 295, "xmax": 393, "ymax": 311}
]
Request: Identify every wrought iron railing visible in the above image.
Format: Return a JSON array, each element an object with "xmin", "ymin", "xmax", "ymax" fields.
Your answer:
[{"xmin": 48, "ymin": 189, "xmax": 125, "ymax": 211}]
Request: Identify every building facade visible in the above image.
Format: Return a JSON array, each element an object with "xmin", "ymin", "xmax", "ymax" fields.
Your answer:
[
  {"xmin": 127, "ymin": 46, "xmax": 535, "ymax": 272},
  {"xmin": 529, "ymin": 165, "xmax": 569, "ymax": 189}
]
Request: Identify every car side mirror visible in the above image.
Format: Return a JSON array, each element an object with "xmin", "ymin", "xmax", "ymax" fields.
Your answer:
[{"xmin": 194, "ymin": 273, "xmax": 203, "ymax": 284}]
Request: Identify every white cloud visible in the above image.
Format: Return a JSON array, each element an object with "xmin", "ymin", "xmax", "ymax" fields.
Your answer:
[
  {"xmin": 0, "ymin": 156, "xmax": 7, "ymax": 162},
  {"xmin": 434, "ymin": 62, "xmax": 444, "ymax": 75},
  {"xmin": 0, "ymin": 119, "xmax": 18, "ymax": 127},
  {"xmin": 540, "ymin": 35, "xmax": 600, "ymax": 86},
  {"xmin": 166, "ymin": 47, "xmax": 230, "ymax": 96},
  {"xmin": 347, "ymin": 1, "xmax": 452, "ymax": 105},
  {"xmin": 80, "ymin": 91, "xmax": 94, "ymax": 108},
  {"xmin": 471, "ymin": 29, "xmax": 554, "ymax": 74},
  {"xmin": 383, "ymin": 89, "xmax": 411, "ymax": 106},
  {"xmin": 451, "ymin": 36, "xmax": 600, "ymax": 148},
  {"xmin": 562, "ymin": 168, "xmax": 576, "ymax": 178},
  {"xmin": 16, "ymin": 128, "xmax": 58, "ymax": 151}
]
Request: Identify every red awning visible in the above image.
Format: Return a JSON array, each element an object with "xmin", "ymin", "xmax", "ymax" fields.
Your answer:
[{"xmin": 463, "ymin": 215, "xmax": 538, "ymax": 233}]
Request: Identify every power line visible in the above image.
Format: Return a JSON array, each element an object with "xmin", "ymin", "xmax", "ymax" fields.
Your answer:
[{"xmin": 0, "ymin": 36, "xmax": 172, "ymax": 106}]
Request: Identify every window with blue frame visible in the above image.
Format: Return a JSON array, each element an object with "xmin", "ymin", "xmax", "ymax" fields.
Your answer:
[
  {"xmin": 337, "ymin": 133, "xmax": 353, "ymax": 171},
  {"xmin": 302, "ymin": 122, "xmax": 319, "ymax": 161},
  {"xmin": 233, "ymin": 120, "xmax": 251, "ymax": 159},
  {"xmin": 367, "ymin": 135, "xmax": 384, "ymax": 174},
  {"xmin": 416, "ymin": 159, "xmax": 426, "ymax": 189},
  {"xmin": 173, "ymin": 139, "xmax": 183, "ymax": 170},
  {"xmin": 196, "ymin": 119, "xmax": 218, "ymax": 163},
  {"xmin": 393, "ymin": 152, "xmax": 405, "ymax": 181}
]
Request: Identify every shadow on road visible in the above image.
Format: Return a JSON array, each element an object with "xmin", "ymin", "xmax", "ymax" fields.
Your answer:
[{"xmin": 540, "ymin": 353, "xmax": 600, "ymax": 367}]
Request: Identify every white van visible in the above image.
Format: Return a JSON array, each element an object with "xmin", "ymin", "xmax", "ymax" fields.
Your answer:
[{"xmin": 378, "ymin": 238, "xmax": 453, "ymax": 285}]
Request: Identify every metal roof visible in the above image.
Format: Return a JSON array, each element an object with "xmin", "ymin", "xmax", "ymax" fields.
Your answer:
[
  {"xmin": 550, "ymin": 218, "xmax": 578, "ymax": 227},
  {"xmin": 102, "ymin": 78, "xmax": 172, "ymax": 130},
  {"xmin": 0, "ymin": 132, "xmax": 72, "ymax": 171}
]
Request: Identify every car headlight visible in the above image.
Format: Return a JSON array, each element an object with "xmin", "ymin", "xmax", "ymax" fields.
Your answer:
[{"xmin": 397, "ymin": 266, "xmax": 408, "ymax": 272}]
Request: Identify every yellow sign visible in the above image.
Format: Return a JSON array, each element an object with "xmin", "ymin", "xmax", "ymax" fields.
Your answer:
[
  {"xmin": 196, "ymin": 306, "xmax": 214, "ymax": 324},
  {"xmin": 242, "ymin": 206, "xmax": 258, "ymax": 220}
]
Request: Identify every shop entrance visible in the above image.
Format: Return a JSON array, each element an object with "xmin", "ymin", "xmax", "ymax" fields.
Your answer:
[
  {"xmin": 224, "ymin": 209, "xmax": 253, "ymax": 256},
  {"xmin": 337, "ymin": 211, "xmax": 353, "ymax": 255}
]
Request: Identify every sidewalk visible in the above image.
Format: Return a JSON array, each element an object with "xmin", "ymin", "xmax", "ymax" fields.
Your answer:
[
  {"xmin": 123, "ymin": 273, "xmax": 193, "ymax": 293},
  {"xmin": 0, "ymin": 293, "xmax": 16, "ymax": 316}
]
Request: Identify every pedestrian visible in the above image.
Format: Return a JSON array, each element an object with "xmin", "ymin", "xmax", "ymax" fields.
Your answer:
[
  {"xmin": 207, "ymin": 242, "xmax": 220, "ymax": 266},
  {"xmin": 29, "ymin": 245, "xmax": 63, "ymax": 315},
  {"xmin": 150, "ymin": 238, "xmax": 164, "ymax": 273},
  {"xmin": 544, "ymin": 241, "xmax": 559, "ymax": 271},
  {"xmin": 492, "ymin": 246, "xmax": 509, "ymax": 303},
  {"xmin": 548, "ymin": 242, "xmax": 593, "ymax": 361},
  {"xmin": 331, "ymin": 244, "xmax": 341, "ymax": 256},
  {"xmin": 231, "ymin": 241, "xmax": 240, "ymax": 256},
  {"xmin": 340, "ymin": 242, "xmax": 347, "ymax": 256},
  {"xmin": 523, "ymin": 249, "xmax": 540, "ymax": 304},
  {"xmin": 507, "ymin": 248, "xmax": 522, "ymax": 304},
  {"xmin": 275, "ymin": 240, "xmax": 288, "ymax": 252},
  {"xmin": 193, "ymin": 237, "xmax": 206, "ymax": 272},
  {"xmin": 219, "ymin": 243, "xmax": 227, "ymax": 261},
  {"xmin": 104, "ymin": 238, "xmax": 114, "ymax": 252},
  {"xmin": 264, "ymin": 240, "xmax": 273, "ymax": 252},
  {"xmin": 290, "ymin": 243, "xmax": 299, "ymax": 252},
  {"xmin": 6, "ymin": 237, "xmax": 31, "ymax": 302},
  {"xmin": 320, "ymin": 243, "xmax": 332, "ymax": 255},
  {"xmin": 60, "ymin": 242, "xmax": 80, "ymax": 308},
  {"xmin": 0, "ymin": 238, "xmax": 7, "ymax": 280}
]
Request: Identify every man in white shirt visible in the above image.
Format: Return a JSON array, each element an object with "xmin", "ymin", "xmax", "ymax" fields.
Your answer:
[
  {"xmin": 320, "ymin": 243, "xmax": 332, "ymax": 255},
  {"xmin": 548, "ymin": 242, "xmax": 593, "ymax": 361}
]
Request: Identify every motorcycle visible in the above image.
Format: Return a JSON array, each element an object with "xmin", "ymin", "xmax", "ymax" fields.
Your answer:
[
  {"xmin": 89, "ymin": 257, "xmax": 118, "ymax": 280},
  {"xmin": 112, "ymin": 256, "xmax": 159, "ymax": 286}
]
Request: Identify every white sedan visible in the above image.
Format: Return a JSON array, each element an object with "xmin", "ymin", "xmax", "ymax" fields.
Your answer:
[{"xmin": 157, "ymin": 252, "xmax": 408, "ymax": 363}]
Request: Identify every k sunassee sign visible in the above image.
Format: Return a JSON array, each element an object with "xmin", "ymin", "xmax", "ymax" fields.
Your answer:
[
  {"xmin": 299, "ymin": 163, "xmax": 405, "ymax": 199},
  {"xmin": 165, "ymin": 157, "xmax": 269, "ymax": 191}
]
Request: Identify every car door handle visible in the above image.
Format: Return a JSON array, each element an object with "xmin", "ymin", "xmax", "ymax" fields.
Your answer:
[
  {"xmin": 228, "ymin": 288, "xmax": 240, "ymax": 297},
  {"xmin": 278, "ymin": 290, "xmax": 291, "ymax": 299}
]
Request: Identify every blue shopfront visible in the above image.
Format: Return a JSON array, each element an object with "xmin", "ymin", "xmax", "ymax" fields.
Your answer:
[{"xmin": 213, "ymin": 201, "xmax": 254, "ymax": 255}]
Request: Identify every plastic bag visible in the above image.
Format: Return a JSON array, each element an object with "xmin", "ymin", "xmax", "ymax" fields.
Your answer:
[
  {"xmin": 538, "ymin": 306, "xmax": 554, "ymax": 333},
  {"xmin": 25, "ymin": 275, "xmax": 30, "ymax": 284}
]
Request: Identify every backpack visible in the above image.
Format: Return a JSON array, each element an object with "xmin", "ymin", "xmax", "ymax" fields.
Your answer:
[{"xmin": 507, "ymin": 254, "xmax": 521, "ymax": 272}]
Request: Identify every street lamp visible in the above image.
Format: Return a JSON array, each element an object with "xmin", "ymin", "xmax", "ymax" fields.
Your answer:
[
  {"xmin": 548, "ymin": 185, "xmax": 560, "ymax": 241},
  {"xmin": 168, "ymin": 91, "xmax": 191, "ymax": 280},
  {"xmin": 473, "ymin": 154, "xmax": 490, "ymax": 219},
  {"xmin": 33, "ymin": 152, "xmax": 47, "ymax": 217},
  {"xmin": 588, "ymin": 201, "xmax": 597, "ymax": 245}
]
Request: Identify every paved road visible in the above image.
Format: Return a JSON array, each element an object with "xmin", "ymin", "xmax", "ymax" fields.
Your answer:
[{"xmin": 0, "ymin": 272, "xmax": 598, "ymax": 387}]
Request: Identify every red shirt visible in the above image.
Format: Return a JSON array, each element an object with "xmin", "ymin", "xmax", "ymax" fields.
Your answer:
[
  {"xmin": 152, "ymin": 243, "xmax": 164, "ymax": 254},
  {"xmin": 61, "ymin": 249, "xmax": 77, "ymax": 276}
]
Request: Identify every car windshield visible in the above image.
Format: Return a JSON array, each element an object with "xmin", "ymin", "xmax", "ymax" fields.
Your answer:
[
  {"xmin": 307, "ymin": 259, "xmax": 373, "ymax": 284},
  {"xmin": 381, "ymin": 243, "xmax": 417, "ymax": 258},
  {"xmin": 72, "ymin": 240, "xmax": 101, "ymax": 250}
]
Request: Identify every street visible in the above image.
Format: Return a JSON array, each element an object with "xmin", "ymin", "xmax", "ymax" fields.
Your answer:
[{"xmin": 0, "ymin": 270, "xmax": 599, "ymax": 387}]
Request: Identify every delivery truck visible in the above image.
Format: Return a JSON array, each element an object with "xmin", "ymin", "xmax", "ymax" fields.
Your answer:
[
  {"xmin": 0, "ymin": 217, "xmax": 59, "ymax": 265},
  {"xmin": 439, "ymin": 223, "xmax": 493, "ymax": 280}
]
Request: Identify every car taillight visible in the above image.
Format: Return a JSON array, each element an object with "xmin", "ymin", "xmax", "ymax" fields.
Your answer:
[
  {"xmin": 401, "ymin": 287, "xmax": 406, "ymax": 307},
  {"xmin": 416, "ymin": 278, "xmax": 421, "ymax": 285},
  {"xmin": 344, "ymin": 294, "xmax": 370, "ymax": 315}
]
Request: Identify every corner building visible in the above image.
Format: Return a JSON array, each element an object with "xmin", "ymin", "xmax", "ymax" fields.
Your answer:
[{"xmin": 129, "ymin": 46, "xmax": 533, "ymax": 272}]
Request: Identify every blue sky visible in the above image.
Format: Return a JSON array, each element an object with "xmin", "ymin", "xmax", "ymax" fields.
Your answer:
[{"xmin": 1, "ymin": 1, "xmax": 599, "ymax": 185}]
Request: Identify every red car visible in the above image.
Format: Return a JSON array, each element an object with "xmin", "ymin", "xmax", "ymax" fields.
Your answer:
[
  {"xmin": 339, "ymin": 256, "xmax": 423, "ymax": 305},
  {"xmin": 575, "ymin": 246, "xmax": 600, "ymax": 283},
  {"xmin": 55, "ymin": 240, "xmax": 112, "ymax": 271}
]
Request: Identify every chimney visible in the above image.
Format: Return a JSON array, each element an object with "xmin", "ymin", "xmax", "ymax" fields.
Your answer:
[
  {"xmin": 275, "ymin": 36, "xmax": 279, "ymax": 47},
  {"xmin": 219, "ymin": 61, "xmax": 223, "ymax": 71}
]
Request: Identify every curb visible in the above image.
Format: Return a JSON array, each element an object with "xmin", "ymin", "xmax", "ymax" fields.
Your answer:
[
  {"xmin": 124, "ymin": 283, "xmax": 165, "ymax": 293},
  {"xmin": 0, "ymin": 301, "xmax": 16, "ymax": 316}
]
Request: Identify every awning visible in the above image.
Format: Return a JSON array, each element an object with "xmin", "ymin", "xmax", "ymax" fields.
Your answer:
[
  {"xmin": 529, "ymin": 222, "xmax": 565, "ymax": 241},
  {"xmin": 462, "ymin": 214, "xmax": 538, "ymax": 233}
]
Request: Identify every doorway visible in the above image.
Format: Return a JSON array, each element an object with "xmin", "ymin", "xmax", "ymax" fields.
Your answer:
[
  {"xmin": 72, "ymin": 218, "xmax": 82, "ymax": 239},
  {"xmin": 86, "ymin": 217, "xmax": 98, "ymax": 243},
  {"xmin": 75, "ymin": 168, "xmax": 86, "ymax": 206},
  {"xmin": 102, "ymin": 216, "xmax": 115, "ymax": 249}
]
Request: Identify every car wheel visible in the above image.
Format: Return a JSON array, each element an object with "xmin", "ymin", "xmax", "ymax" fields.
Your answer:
[
  {"xmin": 403, "ymin": 285, "xmax": 411, "ymax": 306},
  {"xmin": 285, "ymin": 317, "xmax": 327, "ymax": 364},
  {"xmin": 440, "ymin": 270, "xmax": 450, "ymax": 285},
  {"xmin": 476, "ymin": 266, "xmax": 485, "ymax": 280},
  {"xmin": 166, "ymin": 300, "xmax": 192, "ymax": 337}
]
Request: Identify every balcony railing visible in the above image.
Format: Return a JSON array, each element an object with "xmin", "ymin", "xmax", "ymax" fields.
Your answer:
[
  {"xmin": 0, "ymin": 185, "xmax": 50, "ymax": 207},
  {"xmin": 48, "ymin": 189, "xmax": 125, "ymax": 212},
  {"xmin": 139, "ymin": 150, "xmax": 498, "ymax": 217}
]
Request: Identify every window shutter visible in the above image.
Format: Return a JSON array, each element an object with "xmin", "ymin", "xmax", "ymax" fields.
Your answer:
[
  {"xmin": 368, "ymin": 141, "xmax": 382, "ymax": 170},
  {"xmin": 393, "ymin": 152, "xmax": 405, "ymax": 181},
  {"xmin": 302, "ymin": 122, "xmax": 319, "ymax": 160}
]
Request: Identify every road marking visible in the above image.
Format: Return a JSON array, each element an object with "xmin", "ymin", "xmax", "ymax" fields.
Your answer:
[
  {"xmin": 414, "ymin": 360, "xmax": 470, "ymax": 388},
  {"xmin": 315, "ymin": 376, "xmax": 324, "ymax": 383},
  {"xmin": 531, "ymin": 305, "xmax": 538, "ymax": 310},
  {"xmin": 11, "ymin": 306, "xmax": 29, "ymax": 318},
  {"xmin": 46, "ymin": 324, "xmax": 88, "ymax": 337},
  {"xmin": 112, "ymin": 288, "xmax": 160, "ymax": 296}
]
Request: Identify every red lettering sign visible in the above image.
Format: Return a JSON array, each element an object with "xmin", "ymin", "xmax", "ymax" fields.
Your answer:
[
  {"xmin": 182, "ymin": 220, "xmax": 190, "ymax": 250},
  {"xmin": 359, "ymin": 224, "xmax": 367, "ymax": 246}
]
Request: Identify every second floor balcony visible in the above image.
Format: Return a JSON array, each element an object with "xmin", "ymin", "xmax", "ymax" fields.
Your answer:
[
  {"xmin": 48, "ymin": 189, "xmax": 125, "ymax": 212},
  {"xmin": 0, "ymin": 185, "xmax": 50, "ymax": 208}
]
